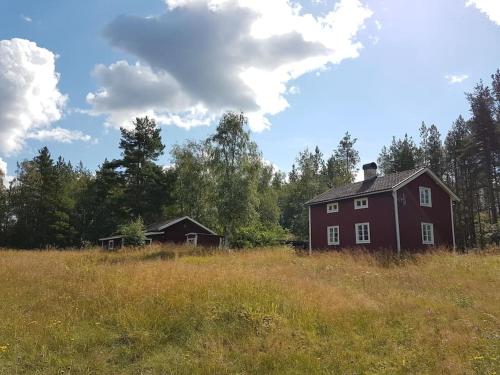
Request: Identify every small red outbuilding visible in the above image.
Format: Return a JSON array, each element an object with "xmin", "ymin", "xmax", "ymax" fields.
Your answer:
[
  {"xmin": 99, "ymin": 216, "xmax": 223, "ymax": 250},
  {"xmin": 306, "ymin": 163, "xmax": 459, "ymax": 254}
]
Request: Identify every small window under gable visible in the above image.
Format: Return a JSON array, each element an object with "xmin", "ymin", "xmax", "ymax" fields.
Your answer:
[
  {"xmin": 327, "ymin": 226, "xmax": 340, "ymax": 245},
  {"xmin": 354, "ymin": 197, "xmax": 368, "ymax": 210},
  {"xmin": 421, "ymin": 223, "xmax": 434, "ymax": 245},
  {"xmin": 419, "ymin": 186, "xmax": 432, "ymax": 207},
  {"xmin": 108, "ymin": 240, "xmax": 114, "ymax": 250},
  {"xmin": 327, "ymin": 202, "xmax": 339, "ymax": 213},
  {"xmin": 355, "ymin": 223, "xmax": 370, "ymax": 244}
]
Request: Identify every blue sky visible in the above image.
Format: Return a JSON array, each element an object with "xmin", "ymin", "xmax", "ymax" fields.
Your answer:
[{"xmin": 0, "ymin": 0, "xmax": 499, "ymax": 179}]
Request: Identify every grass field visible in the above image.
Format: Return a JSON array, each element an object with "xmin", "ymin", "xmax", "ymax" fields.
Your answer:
[{"xmin": 0, "ymin": 246, "xmax": 498, "ymax": 374}]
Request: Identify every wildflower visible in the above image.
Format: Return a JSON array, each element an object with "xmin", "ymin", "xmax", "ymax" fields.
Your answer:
[{"xmin": 0, "ymin": 345, "xmax": 8, "ymax": 352}]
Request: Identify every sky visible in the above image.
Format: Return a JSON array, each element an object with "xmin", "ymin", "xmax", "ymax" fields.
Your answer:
[{"xmin": 0, "ymin": 0, "xmax": 499, "ymax": 182}]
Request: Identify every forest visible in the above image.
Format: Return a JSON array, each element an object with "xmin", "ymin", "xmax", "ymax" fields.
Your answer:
[{"xmin": 0, "ymin": 71, "xmax": 498, "ymax": 250}]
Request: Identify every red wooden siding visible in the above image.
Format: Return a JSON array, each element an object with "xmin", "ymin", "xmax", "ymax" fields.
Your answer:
[
  {"xmin": 309, "ymin": 171, "xmax": 455, "ymax": 251},
  {"xmin": 153, "ymin": 219, "xmax": 221, "ymax": 247},
  {"xmin": 396, "ymin": 173, "xmax": 453, "ymax": 249},
  {"xmin": 310, "ymin": 191, "xmax": 397, "ymax": 250}
]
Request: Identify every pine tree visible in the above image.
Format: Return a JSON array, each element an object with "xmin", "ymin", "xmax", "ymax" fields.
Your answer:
[
  {"xmin": 378, "ymin": 134, "xmax": 421, "ymax": 174},
  {"xmin": 118, "ymin": 117, "xmax": 168, "ymax": 222},
  {"xmin": 420, "ymin": 122, "xmax": 444, "ymax": 177},
  {"xmin": 444, "ymin": 116, "xmax": 477, "ymax": 248},
  {"xmin": 324, "ymin": 132, "xmax": 360, "ymax": 187},
  {"xmin": 467, "ymin": 82, "xmax": 498, "ymax": 224}
]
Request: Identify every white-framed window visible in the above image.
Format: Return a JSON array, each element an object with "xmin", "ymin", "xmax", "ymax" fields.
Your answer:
[
  {"xmin": 108, "ymin": 240, "xmax": 114, "ymax": 250},
  {"xmin": 354, "ymin": 197, "xmax": 368, "ymax": 210},
  {"xmin": 421, "ymin": 223, "xmax": 434, "ymax": 245},
  {"xmin": 419, "ymin": 186, "xmax": 432, "ymax": 207},
  {"xmin": 186, "ymin": 234, "xmax": 198, "ymax": 246},
  {"xmin": 327, "ymin": 226, "xmax": 340, "ymax": 245},
  {"xmin": 327, "ymin": 202, "xmax": 339, "ymax": 213},
  {"xmin": 355, "ymin": 223, "xmax": 371, "ymax": 244}
]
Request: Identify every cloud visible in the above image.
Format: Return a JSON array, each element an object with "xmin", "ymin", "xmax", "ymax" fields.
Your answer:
[
  {"xmin": 20, "ymin": 14, "xmax": 32, "ymax": 23},
  {"xmin": 0, "ymin": 158, "xmax": 6, "ymax": 177},
  {"xmin": 26, "ymin": 127, "xmax": 94, "ymax": 144},
  {"xmin": 466, "ymin": 0, "xmax": 500, "ymax": 25},
  {"xmin": 445, "ymin": 74, "xmax": 469, "ymax": 84},
  {"xmin": 0, "ymin": 39, "xmax": 67, "ymax": 154},
  {"xmin": 0, "ymin": 158, "xmax": 13, "ymax": 188},
  {"xmin": 88, "ymin": 0, "xmax": 372, "ymax": 131}
]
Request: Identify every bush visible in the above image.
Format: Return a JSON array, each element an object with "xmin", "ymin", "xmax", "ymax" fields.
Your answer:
[
  {"xmin": 485, "ymin": 223, "xmax": 500, "ymax": 245},
  {"xmin": 232, "ymin": 223, "xmax": 290, "ymax": 248},
  {"xmin": 118, "ymin": 217, "xmax": 147, "ymax": 247}
]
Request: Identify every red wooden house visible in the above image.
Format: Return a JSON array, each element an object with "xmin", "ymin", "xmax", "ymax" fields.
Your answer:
[
  {"xmin": 99, "ymin": 216, "xmax": 223, "ymax": 250},
  {"xmin": 306, "ymin": 163, "xmax": 459, "ymax": 254}
]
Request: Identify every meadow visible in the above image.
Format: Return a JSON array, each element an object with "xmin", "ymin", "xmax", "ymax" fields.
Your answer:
[{"xmin": 0, "ymin": 246, "xmax": 498, "ymax": 374}]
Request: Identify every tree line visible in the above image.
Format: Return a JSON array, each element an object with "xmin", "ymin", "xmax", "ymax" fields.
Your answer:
[{"xmin": 0, "ymin": 71, "xmax": 498, "ymax": 249}]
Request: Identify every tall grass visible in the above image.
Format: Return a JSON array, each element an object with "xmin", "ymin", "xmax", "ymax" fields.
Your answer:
[{"xmin": 0, "ymin": 246, "xmax": 498, "ymax": 374}]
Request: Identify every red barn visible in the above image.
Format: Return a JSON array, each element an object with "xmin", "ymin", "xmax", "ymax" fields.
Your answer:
[
  {"xmin": 306, "ymin": 163, "xmax": 459, "ymax": 254},
  {"xmin": 99, "ymin": 216, "xmax": 222, "ymax": 250}
]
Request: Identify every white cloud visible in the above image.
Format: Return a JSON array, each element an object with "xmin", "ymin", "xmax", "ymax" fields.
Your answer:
[
  {"xmin": 20, "ymin": 14, "xmax": 32, "ymax": 23},
  {"xmin": 0, "ymin": 158, "xmax": 6, "ymax": 177},
  {"xmin": 445, "ymin": 74, "xmax": 469, "ymax": 84},
  {"xmin": 0, "ymin": 158, "xmax": 13, "ymax": 188},
  {"xmin": 0, "ymin": 39, "xmax": 67, "ymax": 154},
  {"xmin": 0, "ymin": 39, "xmax": 92, "ymax": 154},
  {"xmin": 466, "ymin": 0, "xmax": 500, "ymax": 25},
  {"xmin": 26, "ymin": 127, "xmax": 94, "ymax": 144},
  {"xmin": 88, "ymin": 0, "xmax": 372, "ymax": 131}
]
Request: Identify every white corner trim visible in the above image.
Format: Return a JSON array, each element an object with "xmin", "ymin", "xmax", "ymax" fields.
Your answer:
[{"xmin": 392, "ymin": 190, "xmax": 401, "ymax": 256}]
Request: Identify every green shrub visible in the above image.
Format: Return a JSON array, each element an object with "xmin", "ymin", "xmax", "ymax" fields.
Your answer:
[
  {"xmin": 119, "ymin": 217, "xmax": 147, "ymax": 247},
  {"xmin": 232, "ymin": 223, "xmax": 290, "ymax": 248}
]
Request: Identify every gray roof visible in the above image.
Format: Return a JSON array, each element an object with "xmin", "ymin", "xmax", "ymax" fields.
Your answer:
[
  {"xmin": 146, "ymin": 216, "xmax": 218, "ymax": 235},
  {"xmin": 146, "ymin": 217, "xmax": 182, "ymax": 232},
  {"xmin": 306, "ymin": 168, "xmax": 424, "ymax": 205}
]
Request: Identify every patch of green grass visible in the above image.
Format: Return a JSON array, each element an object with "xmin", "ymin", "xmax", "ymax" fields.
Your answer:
[{"xmin": 0, "ymin": 246, "xmax": 498, "ymax": 374}]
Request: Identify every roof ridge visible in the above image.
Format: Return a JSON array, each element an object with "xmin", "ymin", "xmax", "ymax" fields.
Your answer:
[{"xmin": 306, "ymin": 167, "xmax": 424, "ymax": 205}]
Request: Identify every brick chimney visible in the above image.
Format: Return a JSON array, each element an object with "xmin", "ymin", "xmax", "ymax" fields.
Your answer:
[{"xmin": 363, "ymin": 162, "xmax": 377, "ymax": 180}]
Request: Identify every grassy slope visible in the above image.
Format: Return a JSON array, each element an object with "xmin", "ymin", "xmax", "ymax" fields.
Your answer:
[{"xmin": 0, "ymin": 247, "xmax": 498, "ymax": 374}]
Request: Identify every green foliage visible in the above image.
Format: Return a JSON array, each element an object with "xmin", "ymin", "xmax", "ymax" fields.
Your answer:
[
  {"xmin": 209, "ymin": 112, "xmax": 260, "ymax": 244},
  {"xmin": 419, "ymin": 122, "xmax": 444, "ymax": 177},
  {"xmin": 324, "ymin": 132, "xmax": 360, "ymax": 187},
  {"xmin": 484, "ymin": 223, "xmax": 500, "ymax": 244},
  {"xmin": 232, "ymin": 223, "xmax": 290, "ymax": 248},
  {"xmin": 119, "ymin": 117, "xmax": 169, "ymax": 222},
  {"xmin": 170, "ymin": 141, "xmax": 217, "ymax": 230},
  {"xmin": 378, "ymin": 134, "xmax": 421, "ymax": 174},
  {"xmin": 119, "ymin": 217, "xmax": 147, "ymax": 247}
]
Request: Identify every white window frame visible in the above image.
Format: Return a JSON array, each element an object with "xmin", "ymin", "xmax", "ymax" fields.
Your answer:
[
  {"xmin": 186, "ymin": 234, "xmax": 198, "ymax": 247},
  {"xmin": 327, "ymin": 202, "xmax": 339, "ymax": 213},
  {"xmin": 108, "ymin": 240, "xmax": 114, "ymax": 250},
  {"xmin": 354, "ymin": 197, "xmax": 368, "ymax": 210},
  {"xmin": 327, "ymin": 226, "xmax": 340, "ymax": 245},
  {"xmin": 355, "ymin": 223, "xmax": 371, "ymax": 244},
  {"xmin": 421, "ymin": 223, "xmax": 434, "ymax": 245},
  {"xmin": 419, "ymin": 186, "xmax": 432, "ymax": 207}
]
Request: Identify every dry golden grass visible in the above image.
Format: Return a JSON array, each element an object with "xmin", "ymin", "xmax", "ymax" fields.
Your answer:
[{"xmin": 0, "ymin": 245, "xmax": 498, "ymax": 374}]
